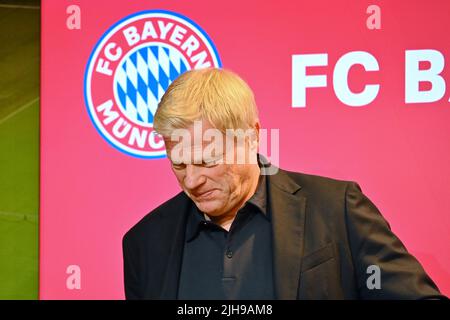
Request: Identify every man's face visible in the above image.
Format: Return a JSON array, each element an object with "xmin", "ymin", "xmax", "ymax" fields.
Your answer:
[{"xmin": 164, "ymin": 120, "xmax": 259, "ymax": 217}]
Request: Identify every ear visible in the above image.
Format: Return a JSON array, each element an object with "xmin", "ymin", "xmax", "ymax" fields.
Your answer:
[
  {"xmin": 247, "ymin": 121, "xmax": 260, "ymax": 154},
  {"xmin": 255, "ymin": 121, "xmax": 260, "ymax": 141}
]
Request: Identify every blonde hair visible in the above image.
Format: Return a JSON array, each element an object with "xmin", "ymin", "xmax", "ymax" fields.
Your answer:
[{"xmin": 153, "ymin": 68, "xmax": 259, "ymax": 137}]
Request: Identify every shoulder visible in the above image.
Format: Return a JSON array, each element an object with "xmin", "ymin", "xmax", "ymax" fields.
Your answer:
[
  {"xmin": 276, "ymin": 168, "xmax": 357, "ymax": 198},
  {"xmin": 122, "ymin": 191, "xmax": 189, "ymax": 246}
]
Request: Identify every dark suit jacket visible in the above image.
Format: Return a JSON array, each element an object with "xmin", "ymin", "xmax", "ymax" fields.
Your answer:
[{"xmin": 122, "ymin": 168, "xmax": 444, "ymax": 299}]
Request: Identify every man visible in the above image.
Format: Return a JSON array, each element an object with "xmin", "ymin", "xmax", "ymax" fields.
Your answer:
[{"xmin": 122, "ymin": 68, "xmax": 444, "ymax": 299}]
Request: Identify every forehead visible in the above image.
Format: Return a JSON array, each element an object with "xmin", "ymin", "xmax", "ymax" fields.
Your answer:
[
  {"xmin": 164, "ymin": 120, "xmax": 228, "ymax": 162},
  {"xmin": 164, "ymin": 120, "xmax": 222, "ymax": 149}
]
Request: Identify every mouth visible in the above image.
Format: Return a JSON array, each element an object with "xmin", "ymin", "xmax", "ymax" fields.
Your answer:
[{"xmin": 193, "ymin": 189, "xmax": 216, "ymax": 200}]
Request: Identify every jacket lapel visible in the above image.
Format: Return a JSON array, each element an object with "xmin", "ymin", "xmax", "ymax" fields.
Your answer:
[
  {"xmin": 160, "ymin": 193, "xmax": 191, "ymax": 299},
  {"xmin": 268, "ymin": 169, "xmax": 306, "ymax": 299}
]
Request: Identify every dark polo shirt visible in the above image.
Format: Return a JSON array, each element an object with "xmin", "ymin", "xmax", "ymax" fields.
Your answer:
[{"xmin": 177, "ymin": 173, "xmax": 275, "ymax": 300}]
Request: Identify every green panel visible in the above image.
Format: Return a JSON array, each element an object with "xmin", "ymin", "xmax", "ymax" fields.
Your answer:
[{"xmin": 0, "ymin": 1, "xmax": 40, "ymax": 300}]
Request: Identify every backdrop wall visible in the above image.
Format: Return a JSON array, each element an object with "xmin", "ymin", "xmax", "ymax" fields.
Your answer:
[{"xmin": 40, "ymin": 0, "xmax": 450, "ymax": 299}]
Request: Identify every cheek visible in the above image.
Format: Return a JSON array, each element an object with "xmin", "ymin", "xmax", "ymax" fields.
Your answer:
[
  {"xmin": 206, "ymin": 167, "xmax": 230, "ymax": 190},
  {"xmin": 229, "ymin": 166, "xmax": 251, "ymax": 190},
  {"xmin": 171, "ymin": 169, "xmax": 185, "ymax": 185},
  {"xmin": 218, "ymin": 168, "xmax": 241, "ymax": 194}
]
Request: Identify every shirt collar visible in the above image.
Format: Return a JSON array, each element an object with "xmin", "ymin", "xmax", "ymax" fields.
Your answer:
[{"xmin": 246, "ymin": 172, "xmax": 267, "ymax": 217}]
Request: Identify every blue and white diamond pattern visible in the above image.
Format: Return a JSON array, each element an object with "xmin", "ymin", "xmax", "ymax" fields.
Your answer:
[{"xmin": 114, "ymin": 44, "xmax": 189, "ymax": 126}]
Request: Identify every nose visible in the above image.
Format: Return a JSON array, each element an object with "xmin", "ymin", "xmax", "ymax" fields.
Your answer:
[{"xmin": 183, "ymin": 164, "xmax": 206, "ymax": 190}]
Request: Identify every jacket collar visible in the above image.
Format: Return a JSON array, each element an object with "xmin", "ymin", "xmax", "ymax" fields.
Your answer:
[{"xmin": 267, "ymin": 167, "xmax": 307, "ymax": 299}]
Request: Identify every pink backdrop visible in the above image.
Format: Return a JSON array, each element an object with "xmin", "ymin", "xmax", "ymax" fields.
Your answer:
[{"xmin": 40, "ymin": 0, "xmax": 450, "ymax": 299}]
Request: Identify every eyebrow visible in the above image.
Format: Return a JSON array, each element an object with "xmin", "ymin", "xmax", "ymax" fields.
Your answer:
[
  {"xmin": 170, "ymin": 157, "xmax": 222, "ymax": 167},
  {"xmin": 170, "ymin": 153, "xmax": 224, "ymax": 164}
]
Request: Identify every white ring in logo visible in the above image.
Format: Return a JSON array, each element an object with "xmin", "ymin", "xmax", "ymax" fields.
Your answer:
[{"xmin": 84, "ymin": 10, "xmax": 222, "ymax": 158}]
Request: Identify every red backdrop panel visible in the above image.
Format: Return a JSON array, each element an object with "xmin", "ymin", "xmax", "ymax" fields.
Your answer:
[{"xmin": 40, "ymin": 0, "xmax": 450, "ymax": 298}]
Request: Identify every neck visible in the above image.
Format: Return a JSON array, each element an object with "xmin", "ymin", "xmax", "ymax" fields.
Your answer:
[{"xmin": 209, "ymin": 166, "xmax": 261, "ymax": 231}]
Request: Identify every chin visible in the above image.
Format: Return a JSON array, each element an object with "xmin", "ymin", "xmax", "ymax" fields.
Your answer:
[{"xmin": 195, "ymin": 200, "xmax": 224, "ymax": 216}]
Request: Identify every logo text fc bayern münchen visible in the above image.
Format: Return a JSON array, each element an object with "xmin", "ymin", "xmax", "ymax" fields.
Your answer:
[{"xmin": 84, "ymin": 10, "xmax": 222, "ymax": 158}]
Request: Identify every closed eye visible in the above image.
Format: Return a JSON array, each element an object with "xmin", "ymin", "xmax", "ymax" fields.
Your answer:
[
  {"xmin": 202, "ymin": 161, "xmax": 219, "ymax": 168},
  {"xmin": 171, "ymin": 162, "xmax": 186, "ymax": 170},
  {"xmin": 171, "ymin": 153, "xmax": 224, "ymax": 170},
  {"xmin": 202, "ymin": 156, "xmax": 224, "ymax": 167}
]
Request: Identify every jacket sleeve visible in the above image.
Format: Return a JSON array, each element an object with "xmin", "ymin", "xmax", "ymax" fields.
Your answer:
[
  {"xmin": 122, "ymin": 233, "xmax": 141, "ymax": 300},
  {"xmin": 344, "ymin": 181, "xmax": 446, "ymax": 299}
]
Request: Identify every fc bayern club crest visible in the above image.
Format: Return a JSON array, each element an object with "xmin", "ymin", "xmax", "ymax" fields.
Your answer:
[{"xmin": 84, "ymin": 10, "xmax": 222, "ymax": 158}]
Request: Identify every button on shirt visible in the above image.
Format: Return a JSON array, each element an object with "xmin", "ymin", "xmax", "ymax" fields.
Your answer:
[{"xmin": 177, "ymin": 174, "xmax": 275, "ymax": 300}]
